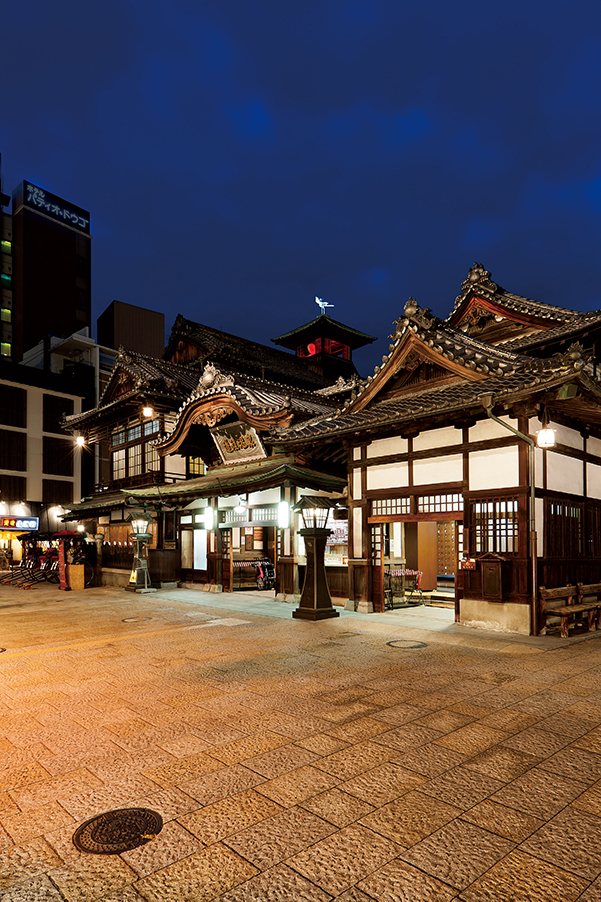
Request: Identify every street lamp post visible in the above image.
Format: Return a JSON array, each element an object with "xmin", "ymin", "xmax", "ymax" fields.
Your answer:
[
  {"xmin": 292, "ymin": 496, "xmax": 340, "ymax": 621},
  {"xmin": 127, "ymin": 512, "xmax": 156, "ymax": 592}
]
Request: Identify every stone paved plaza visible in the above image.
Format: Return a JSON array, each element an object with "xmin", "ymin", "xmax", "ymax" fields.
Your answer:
[{"xmin": 2, "ymin": 584, "xmax": 601, "ymax": 900}]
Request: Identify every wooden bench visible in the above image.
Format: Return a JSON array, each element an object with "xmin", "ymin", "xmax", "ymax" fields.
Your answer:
[{"xmin": 540, "ymin": 584, "xmax": 601, "ymax": 638}]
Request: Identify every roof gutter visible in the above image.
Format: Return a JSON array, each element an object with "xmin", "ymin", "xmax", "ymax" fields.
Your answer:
[{"xmin": 480, "ymin": 392, "xmax": 538, "ymax": 636}]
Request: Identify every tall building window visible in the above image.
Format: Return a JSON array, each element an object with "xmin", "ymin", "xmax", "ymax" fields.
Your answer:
[
  {"xmin": 0, "ymin": 274, "xmax": 11, "ymax": 286},
  {"xmin": 1, "ymin": 240, "xmax": 11, "ymax": 254},
  {"xmin": 1, "ymin": 309, "xmax": 11, "ymax": 322},
  {"xmin": 0, "ymin": 343, "xmax": 11, "ymax": 357}
]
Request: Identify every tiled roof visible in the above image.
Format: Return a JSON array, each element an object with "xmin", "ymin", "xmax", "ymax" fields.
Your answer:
[
  {"xmin": 165, "ymin": 315, "xmax": 330, "ymax": 389},
  {"xmin": 502, "ymin": 310, "xmax": 601, "ymax": 351},
  {"xmin": 64, "ymin": 349, "xmax": 199, "ymax": 428},
  {"xmin": 449, "ymin": 263, "xmax": 581, "ymax": 322}
]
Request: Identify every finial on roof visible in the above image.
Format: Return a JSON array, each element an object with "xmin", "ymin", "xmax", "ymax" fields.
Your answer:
[
  {"xmin": 463, "ymin": 263, "xmax": 498, "ymax": 293},
  {"xmin": 315, "ymin": 296, "xmax": 334, "ymax": 314}
]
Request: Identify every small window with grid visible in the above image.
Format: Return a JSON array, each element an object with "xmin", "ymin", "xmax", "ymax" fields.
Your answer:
[
  {"xmin": 471, "ymin": 497, "xmax": 519, "ymax": 554},
  {"xmin": 371, "ymin": 497, "xmax": 411, "ymax": 516},
  {"xmin": 417, "ymin": 493, "xmax": 464, "ymax": 513}
]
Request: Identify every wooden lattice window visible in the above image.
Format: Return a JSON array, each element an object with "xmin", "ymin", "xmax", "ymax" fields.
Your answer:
[
  {"xmin": 545, "ymin": 498, "xmax": 584, "ymax": 558},
  {"xmin": 471, "ymin": 497, "xmax": 519, "ymax": 554}
]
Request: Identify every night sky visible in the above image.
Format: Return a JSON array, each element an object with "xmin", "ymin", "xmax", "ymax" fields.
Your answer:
[{"xmin": 2, "ymin": 1, "xmax": 601, "ymax": 375}]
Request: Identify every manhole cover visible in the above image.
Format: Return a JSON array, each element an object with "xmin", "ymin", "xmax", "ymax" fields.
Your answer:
[
  {"xmin": 72, "ymin": 808, "xmax": 163, "ymax": 854},
  {"xmin": 122, "ymin": 617, "xmax": 153, "ymax": 623},
  {"xmin": 387, "ymin": 639, "xmax": 428, "ymax": 649}
]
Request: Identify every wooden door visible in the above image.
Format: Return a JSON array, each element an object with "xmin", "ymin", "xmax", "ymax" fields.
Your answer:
[
  {"xmin": 221, "ymin": 529, "xmax": 233, "ymax": 593},
  {"xmin": 371, "ymin": 524, "xmax": 384, "ymax": 613},
  {"xmin": 437, "ymin": 521, "xmax": 456, "ymax": 579}
]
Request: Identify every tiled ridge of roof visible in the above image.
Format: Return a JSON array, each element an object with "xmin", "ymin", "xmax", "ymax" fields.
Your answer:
[
  {"xmin": 272, "ymin": 331, "xmax": 592, "ymax": 444},
  {"xmin": 448, "ymin": 263, "xmax": 581, "ymax": 321},
  {"xmin": 166, "ymin": 315, "xmax": 329, "ymax": 387},
  {"xmin": 501, "ymin": 310, "xmax": 601, "ymax": 351}
]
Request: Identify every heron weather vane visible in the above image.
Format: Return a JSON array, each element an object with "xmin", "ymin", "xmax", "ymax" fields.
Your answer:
[{"xmin": 315, "ymin": 296, "xmax": 334, "ymax": 314}]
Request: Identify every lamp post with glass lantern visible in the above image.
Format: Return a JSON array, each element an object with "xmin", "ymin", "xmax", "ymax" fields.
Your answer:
[
  {"xmin": 127, "ymin": 511, "xmax": 156, "ymax": 592},
  {"xmin": 292, "ymin": 496, "xmax": 339, "ymax": 621}
]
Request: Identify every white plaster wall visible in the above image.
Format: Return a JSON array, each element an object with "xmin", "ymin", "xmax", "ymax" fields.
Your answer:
[
  {"xmin": 352, "ymin": 470, "xmax": 362, "ymax": 500},
  {"xmin": 413, "ymin": 426, "xmax": 460, "ymax": 453},
  {"xmin": 529, "ymin": 419, "xmax": 582, "ymax": 451},
  {"xmin": 413, "ymin": 454, "xmax": 463, "ymax": 486},
  {"xmin": 165, "ymin": 454, "xmax": 186, "ymax": 478},
  {"xmin": 353, "ymin": 447, "xmax": 361, "ymax": 460},
  {"xmin": 534, "ymin": 447, "xmax": 544, "ymax": 489},
  {"xmin": 588, "ymin": 462, "xmax": 601, "ymax": 500},
  {"xmin": 589, "ymin": 436, "xmax": 601, "ymax": 457},
  {"xmin": 353, "ymin": 507, "xmax": 362, "ymax": 558},
  {"xmin": 366, "ymin": 461, "xmax": 409, "ymax": 490},
  {"xmin": 469, "ymin": 446, "xmax": 519, "ymax": 491},
  {"xmin": 469, "ymin": 416, "xmax": 518, "ymax": 443},
  {"xmin": 547, "ymin": 451, "xmax": 583, "ymax": 495},
  {"xmin": 248, "ymin": 488, "xmax": 280, "ymax": 505},
  {"xmin": 367, "ymin": 435, "xmax": 408, "ymax": 458}
]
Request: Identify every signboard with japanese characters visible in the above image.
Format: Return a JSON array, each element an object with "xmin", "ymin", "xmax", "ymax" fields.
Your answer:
[
  {"xmin": 16, "ymin": 181, "xmax": 90, "ymax": 234},
  {"xmin": 0, "ymin": 517, "xmax": 39, "ymax": 531},
  {"xmin": 211, "ymin": 422, "xmax": 267, "ymax": 464}
]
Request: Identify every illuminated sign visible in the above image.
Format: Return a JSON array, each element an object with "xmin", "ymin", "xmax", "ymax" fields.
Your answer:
[
  {"xmin": 212, "ymin": 422, "xmax": 266, "ymax": 464},
  {"xmin": 0, "ymin": 517, "xmax": 39, "ymax": 531},
  {"xmin": 17, "ymin": 181, "xmax": 90, "ymax": 234}
]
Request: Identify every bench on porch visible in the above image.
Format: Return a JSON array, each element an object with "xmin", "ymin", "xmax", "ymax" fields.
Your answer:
[{"xmin": 540, "ymin": 584, "xmax": 601, "ymax": 639}]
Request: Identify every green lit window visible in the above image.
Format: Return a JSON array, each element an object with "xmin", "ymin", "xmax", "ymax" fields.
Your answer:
[
  {"xmin": 1, "ymin": 309, "xmax": 11, "ymax": 323},
  {"xmin": 0, "ymin": 241, "xmax": 11, "ymax": 255},
  {"xmin": 0, "ymin": 343, "xmax": 11, "ymax": 357},
  {"xmin": 0, "ymin": 273, "xmax": 11, "ymax": 285}
]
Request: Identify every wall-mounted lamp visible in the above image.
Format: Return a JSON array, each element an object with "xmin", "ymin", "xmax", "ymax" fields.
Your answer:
[
  {"xmin": 234, "ymin": 495, "xmax": 248, "ymax": 514},
  {"xmin": 142, "ymin": 407, "xmax": 154, "ymax": 418},
  {"xmin": 77, "ymin": 524, "xmax": 86, "ymax": 533},
  {"xmin": 536, "ymin": 408, "xmax": 556, "ymax": 449},
  {"xmin": 76, "ymin": 435, "xmax": 85, "ymax": 446}
]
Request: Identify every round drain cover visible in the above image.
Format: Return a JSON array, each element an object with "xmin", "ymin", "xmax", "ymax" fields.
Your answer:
[
  {"xmin": 72, "ymin": 808, "xmax": 163, "ymax": 854},
  {"xmin": 387, "ymin": 639, "xmax": 427, "ymax": 649},
  {"xmin": 122, "ymin": 617, "xmax": 153, "ymax": 623}
]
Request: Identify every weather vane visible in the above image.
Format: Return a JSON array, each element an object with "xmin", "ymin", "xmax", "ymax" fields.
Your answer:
[{"xmin": 315, "ymin": 296, "xmax": 334, "ymax": 314}]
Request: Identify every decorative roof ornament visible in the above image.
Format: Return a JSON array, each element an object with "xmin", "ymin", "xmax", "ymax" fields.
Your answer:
[
  {"xmin": 315, "ymin": 296, "xmax": 334, "ymax": 314},
  {"xmin": 464, "ymin": 262, "xmax": 498, "ymax": 293}
]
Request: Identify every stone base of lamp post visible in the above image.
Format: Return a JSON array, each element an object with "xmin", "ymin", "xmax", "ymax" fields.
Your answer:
[{"xmin": 293, "ymin": 528, "xmax": 340, "ymax": 621}]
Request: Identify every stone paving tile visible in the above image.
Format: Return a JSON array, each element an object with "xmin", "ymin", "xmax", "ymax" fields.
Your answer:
[
  {"xmin": 419, "ymin": 765, "xmax": 504, "ymax": 809},
  {"xmin": 412, "ymin": 709, "xmax": 474, "ymax": 734},
  {"xmin": 120, "ymin": 818, "xmax": 203, "ymax": 877},
  {"xmin": 288, "ymin": 823, "xmax": 401, "ymax": 897},
  {"xmin": 369, "ymin": 703, "xmax": 426, "ymax": 725},
  {"xmin": 458, "ymin": 848, "xmax": 588, "ymax": 902},
  {"xmin": 216, "ymin": 861, "xmax": 332, "ymax": 901},
  {"xmin": 360, "ymin": 789, "xmax": 461, "ymax": 847},
  {"xmin": 323, "ymin": 716, "xmax": 394, "ymax": 742},
  {"xmin": 85, "ymin": 747, "xmax": 175, "ymax": 782},
  {"xmin": 574, "ymin": 727, "xmax": 601, "ymax": 755},
  {"xmin": 131, "ymin": 785, "xmax": 199, "ymax": 820},
  {"xmin": 400, "ymin": 818, "xmax": 514, "ymax": 890},
  {"xmin": 313, "ymin": 740, "xmax": 398, "ymax": 781},
  {"xmin": 398, "ymin": 741, "xmax": 467, "ymax": 777},
  {"xmin": 447, "ymin": 701, "xmax": 497, "ymax": 720},
  {"xmin": 142, "ymin": 751, "xmax": 224, "ymax": 787},
  {"xmin": 463, "ymin": 745, "xmax": 541, "ymax": 782},
  {"xmin": 357, "ymin": 858, "xmax": 459, "ymax": 901},
  {"xmin": 317, "ymin": 701, "xmax": 383, "ymax": 723},
  {"xmin": 501, "ymin": 725, "xmax": 571, "ymax": 756},
  {"xmin": 182, "ymin": 763, "xmax": 266, "ymax": 806},
  {"xmin": 579, "ymin": 875, "xmax": 601, "ymax": 901},
  {"xmin": 537, "ymin": 711, "xmax": 598, "ymax": 738},
  {"xmin": 207, "ymin": 730, "xmax": 289, "ymax": 765},
  {"xmin": 0, "ymin": 762, "xmax": 53, "ymax": 794},
  {"xmin": 537, "ymin": 745, "xmax": 601, "ymax": 784},
  {"xmin": 433, "ymin": 723, "xmax": 508, "ymax": 756},
  {"xmin": 243, "ymin": 743, "xmax": 320, "ymax": 778},
  {"xmin": 0, "ymin": 873, "xmax": 68, "ymax": 902},
  {"xmin": 238, "ymin": 711, "xmax": 331, "ymax": 740},
  {"xmin": 255, "ymin": 765, "xmax": 339, "ymax": 806},
  {"xmin": 136, "ymin": 841, "xmax": 259, "ymax": 902},
  {"xmin": 339, "ymin": 761, "xmax": 426, "ymax": 807},
  {"xmin": 299, "ymin": 787, "xmax": 375, "ymax": 826},
  {"xmin": 460, "ymin": 799, "xmax": 545, "ymax": 842},
  {"xmin": 0, "ymin": 801, "xmax": 75, "ymax": 845},
  {"xmin": 490, "ymin": 767, "xmax": 589, "ymax": 819},
  {"xmin": 478, "ymin": 708, "xmax": 538, "ymax": 734},
  {"xmin": 295, "ymin": 733, "xmax": 350, "ymax": 755},
  {"xmin": 224, "ymin": 805, "xmax": 336, "ymax": 870},
  {"xmin": 571, "ymin": 780, "xmax": 601, "ymax": 816},
  {"xmin": 59, "ymin": 773, "xmax": 164, "ymax": 822},
  {"xmin": 519, "ymin": 806, "xmax": 601, "ymax": 880},
  {"xmin": 9, "ymin": 768, "xmax": 105, "ymax": 812},
  {"xmin": 178, "ymin": 788, "xmax": 283, "ymax": 844}
]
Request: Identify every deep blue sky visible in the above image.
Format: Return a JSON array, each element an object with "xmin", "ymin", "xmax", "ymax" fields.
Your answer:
[{"xmin": 2, "ymin": 0, "xmax": 601, "ymax": 375}]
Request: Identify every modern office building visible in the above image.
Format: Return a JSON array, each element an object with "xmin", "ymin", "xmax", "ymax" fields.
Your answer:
[
  {"xmin": 97, "ymin": 300, "xmax": 165, "ymax": 359},
  {"xmin": 0, "ymin": 156, "xmax": 91, "ymax": 363}
]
